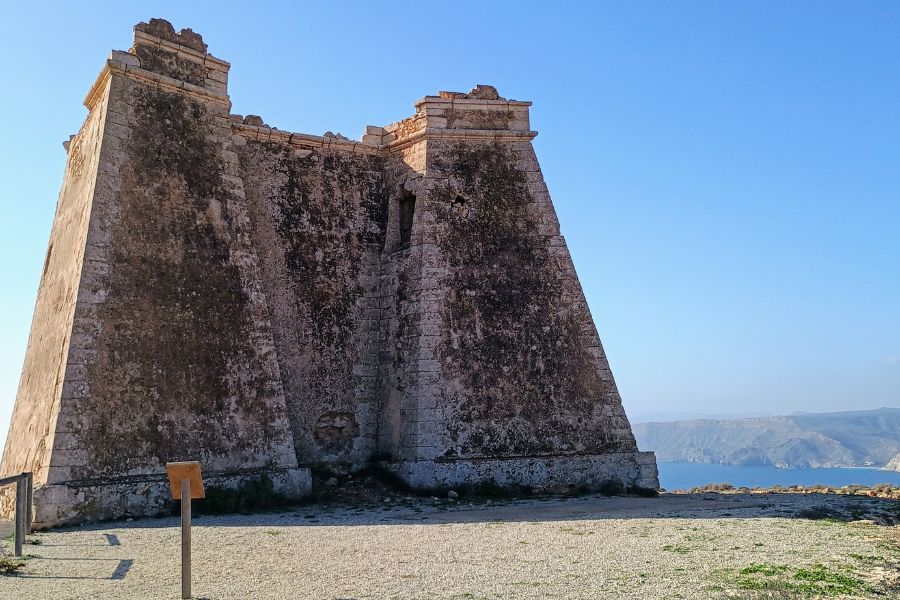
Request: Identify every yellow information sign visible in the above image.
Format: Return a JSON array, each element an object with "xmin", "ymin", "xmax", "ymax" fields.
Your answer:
[
  {"xmin": 166, "ymin": 461, "xmax": 204, "ymax": 598},
  {"xmin": 166, "ymin": 461, "xmax": 205, "ymax": 500}
]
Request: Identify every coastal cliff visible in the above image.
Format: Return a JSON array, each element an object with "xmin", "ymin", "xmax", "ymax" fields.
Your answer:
[{"xmin": 634, "ymin": 408, "xmax": 900, "ymax": 469}]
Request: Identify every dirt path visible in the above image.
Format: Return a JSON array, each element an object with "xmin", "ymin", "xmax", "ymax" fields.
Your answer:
[{"xmin": 0, "ymin": 493, "xmax": 897, "ymax": 599}]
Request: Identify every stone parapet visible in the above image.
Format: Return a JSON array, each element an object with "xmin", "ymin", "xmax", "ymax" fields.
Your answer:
[
  {"xmin": 131, "ymin": 18, "xmax": 230, "ymax": 94},
  {"xmin": 233, "ymin": 121, "xmax": 537, "ymax": 156},
  {"xmin": 233, "ymin": 122, "xmax": 381, "ymax": 155},
  {"xmin": 412, "ymin": 96, "xmax": 532, "ymax": 132},
  {"xmin": 84, "ymin": 18, "xmax": 230, "ymax": 112},
  {"xmin": 376, "ymin": 85, "xmax": 535, "ymax": 149},
  {"xmin": 134, "ymin": 18, "xmax": 210, "ymax": 53}
]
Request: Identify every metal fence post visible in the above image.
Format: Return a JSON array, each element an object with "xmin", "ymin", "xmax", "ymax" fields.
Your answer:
[
  {"xmin": 25, "ymin": 472, "xmax": 33, "ymax": 534},
  {"xmin": 14, "ymin": 476, "xmax": 24, "ymax": 557},
  {"xmin": 181, "ymin": 478, "xmax": 191, "ymax": 599}
]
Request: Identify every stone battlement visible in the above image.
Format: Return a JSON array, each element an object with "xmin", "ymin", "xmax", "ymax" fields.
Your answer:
[
  {"xmin": 87, "ymin": 20, "xmax": 535, "ymax": 154},
  {"xmin": 134, "ymin": 18, "xmax": 209, "ymax": 53}
]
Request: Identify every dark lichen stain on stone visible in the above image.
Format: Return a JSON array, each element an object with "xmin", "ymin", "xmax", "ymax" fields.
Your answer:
[
  {"xmin": 238, "ymin": 141, "xmax": 388, "ymax": 463},
  {"xmin": 432, "ymin": 142, "xmax": 631, "ymax": 458},
  {"xmin": 134, "ymin": 45, "xmax": 207, "ymax": 87},
  {"xmin": 444, "ymin": 109, "xmax": 514, "ymax": 130},
  {"xmin": 81, "ymin": 87, "xmax": 283, "ymax": 476},
  {"xmin": 268, "ymin": 147, "xmax": 385, "ymax": 346}
]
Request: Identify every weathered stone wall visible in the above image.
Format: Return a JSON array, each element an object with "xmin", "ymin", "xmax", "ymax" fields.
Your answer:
[
  {"xmin": 374, "ymin": 143, "xmax": 431, "ymax": 464},
  {"xmin": 376, "ymin": 94, "xmax": 655, "ymax": 490},
  {"xmin": 0, "ymin": 74, "xmax": 108, "ymax": 486},
  {"xmin": 3, "ymin": 21, "xmax": 309, "ymax": 526},
  {"xmin": 67, "ymin": 78, "xmax": 300, "ymax": 478},
  {"xmin": 232, "ymin": 129, "xmax": 433, "ymax": 470},
  {"xmin": 426, "ymin": 140, "xmax": 638, "ymax": 459},
  {"xmin": 237, "ymin": 139, "xmax": 388, "ymax": 470},
  {"xmin": 1, "ymin": 20, "xmax": 657, "ymax": 526}
]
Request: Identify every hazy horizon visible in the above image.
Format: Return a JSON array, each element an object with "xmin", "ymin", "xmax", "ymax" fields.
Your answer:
[
  {"xmin": 629, "ymin": 405, "xmax": 900, "ymax": 424},
  {"xmin": 1, "ymin": 2, "xmax": 898, "ymax": 452}
]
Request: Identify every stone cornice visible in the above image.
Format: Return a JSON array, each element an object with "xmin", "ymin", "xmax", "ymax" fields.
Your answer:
[
  {"xmin": 84, "ymin": 59, "xmax": 231, "ymax": 111},
  {"xmin": 133, "ymin": 29, "xmax": 230, "ymax": 70},
  {"xmin": 384, "ymin": 127, "xmax": 538, "ymax": 152},
  {"xmin": 414, "ymin": 96, "xmax": 533, "ymax": 110}
]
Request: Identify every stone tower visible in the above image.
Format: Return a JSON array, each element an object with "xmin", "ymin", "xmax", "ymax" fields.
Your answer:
[{"xmin": 1, "ymin": 19, "xmax": 657, "ymax": 527}]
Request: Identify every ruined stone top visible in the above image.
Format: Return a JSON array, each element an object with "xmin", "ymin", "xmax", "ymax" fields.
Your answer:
[
  {"xmin": 82, "ymin": 19, "xmax": 535, "ymax": 152},
  {"xmin": 134, "ymin": 18, "xmax": 207, "ymax": 53},
  {"xmin": 229, "ymin": 77, "xmax": 535, "ymax": 151},
  {"xmin": 84, "ymin": 19, "xmax": 230, "ymax": 112},
  {"xmin": 438, "ymin": 85, "xmax": 504, "ymax": 101},
  {"xmin": 370, "ymin": 86, "xmax": 534, "ymax": 147}
]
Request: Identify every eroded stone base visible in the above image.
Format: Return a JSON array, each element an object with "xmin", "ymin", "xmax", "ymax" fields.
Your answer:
[
  {"xmin": 2, "ymin": 467, "xmax": 311, "ymax": 529},
  {"xmin": 384, "ymin": 452, "xmax": 659, "ymax": 494}
]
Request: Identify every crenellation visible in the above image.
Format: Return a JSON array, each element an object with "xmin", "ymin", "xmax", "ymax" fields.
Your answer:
[{"xmin": 134, "ymin": 18, "xmax": 209, "ymax": 54}]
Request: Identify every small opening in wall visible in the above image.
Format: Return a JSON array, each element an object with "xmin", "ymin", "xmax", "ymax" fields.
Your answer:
[
  {"xmin": 399, "ymin": 192, "xmax": 416, "ymax": 250},
  {"xmin": 452, "ymin": 195, "xmax": 467, "ymax": 207}
]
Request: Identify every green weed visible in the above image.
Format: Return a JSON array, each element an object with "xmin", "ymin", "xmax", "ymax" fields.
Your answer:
[
  {"xmin": 732, "ymin": 562, "xmax": 868, "ymax": 596},
  {"xmin": 560, "ymin": 526, "xmax": 593, "ymax": 536},
  {"xmin": 739, "ymin": 563, "xmax": 789, "ymax": 576},
  {"xmin": 0, "ymin": 555, "xmax": 25, "ymax": 576},
  {"xmin": 848, "ymin": 553, "xmax": 884, "ymax": 562}
]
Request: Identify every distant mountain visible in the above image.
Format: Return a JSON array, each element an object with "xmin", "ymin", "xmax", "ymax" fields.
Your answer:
[
  {"xmin": 629, "ymin": 410, "xmax": 773, "ymax": 424},
  {"xmin": 886, "ymin": 453, "xmax": 900, "ymax": 472},
  {"xmin": 633, "ymin": 407, "xmax": 900, "ymax": 469}
]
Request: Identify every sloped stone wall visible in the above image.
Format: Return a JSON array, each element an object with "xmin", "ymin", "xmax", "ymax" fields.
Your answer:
[
  {"xmin": 424, "ymin": 140, "xmax": 639, "ymax": 458},
  {"xmin": 66, "ymin": 80, "xmax": 299, "ymax": 479},
  {"xmin": 1, "ymin": 20, "xmax": 657, "ymax": 526},
  {"xmin": 0, "ymin": 72, "xmax": 109, "ymax": 487}
]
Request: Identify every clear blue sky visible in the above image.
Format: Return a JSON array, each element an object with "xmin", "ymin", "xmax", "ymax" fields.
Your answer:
[{"xmin": 1, "ymin": 1, "xmax": 898, "ymax": 450}]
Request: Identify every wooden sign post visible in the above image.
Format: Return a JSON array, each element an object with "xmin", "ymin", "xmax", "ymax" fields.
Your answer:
[{"xmin": 166, "ymin": 462, "xmax": 205, "ymax": 599}]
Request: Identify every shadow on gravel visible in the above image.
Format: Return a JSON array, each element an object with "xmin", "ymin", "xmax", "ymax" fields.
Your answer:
[
  {"xmin": 110, "ymin": 558, "xmax": 132, "ymax": 580},
  {"xmin": 10, "ymin": 558, "xmax": 134, "ymax": 581}
]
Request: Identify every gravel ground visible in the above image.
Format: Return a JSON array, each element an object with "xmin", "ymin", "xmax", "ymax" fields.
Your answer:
[{"xmin": 0, "ymin": 493, "xmax": 898, "ymax": 599}]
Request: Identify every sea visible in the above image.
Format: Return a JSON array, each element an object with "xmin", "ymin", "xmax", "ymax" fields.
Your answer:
[{"xmin": 657, "ymin": 461, "xmax": 900, "ymax": 491}]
